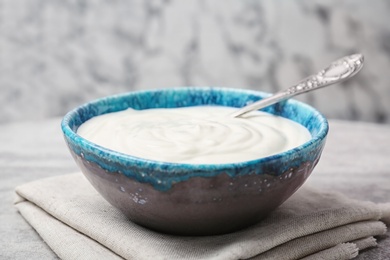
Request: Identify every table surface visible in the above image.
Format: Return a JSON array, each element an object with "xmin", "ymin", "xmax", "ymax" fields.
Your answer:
[{"xmin": 1, "ymin": 118, "xmax": 389, "ymax": 259}]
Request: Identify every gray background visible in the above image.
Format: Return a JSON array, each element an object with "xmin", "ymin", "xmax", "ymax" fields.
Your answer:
[{"xmin": 1, "ymin": 0, "xmax": 390, "ymax": 124}]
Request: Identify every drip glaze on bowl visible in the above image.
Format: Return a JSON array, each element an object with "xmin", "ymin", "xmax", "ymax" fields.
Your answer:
[{"xmin": 61, "ymin": 87, "xmax": 328, "ymax": 235}]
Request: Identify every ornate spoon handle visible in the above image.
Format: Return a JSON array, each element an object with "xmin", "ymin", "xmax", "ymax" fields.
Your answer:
[{"xmin": 231, "ymin": 53, "xmax": 364, "ymax": 118}]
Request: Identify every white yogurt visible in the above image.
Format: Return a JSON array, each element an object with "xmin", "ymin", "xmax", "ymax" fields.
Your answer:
[{"xmin": 77, "ymin": 106, "xmax": 311, "ymax": 164}]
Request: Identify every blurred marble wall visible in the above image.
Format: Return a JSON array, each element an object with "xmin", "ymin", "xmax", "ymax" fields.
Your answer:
[{"xmin": 1, "ymin": 0, "xmax": 390, "ymax": 124}]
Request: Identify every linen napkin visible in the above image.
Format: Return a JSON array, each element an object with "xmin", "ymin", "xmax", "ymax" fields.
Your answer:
[{"xmin": 14, "ymin": 173, "xmax": 390, "ymax": 260}]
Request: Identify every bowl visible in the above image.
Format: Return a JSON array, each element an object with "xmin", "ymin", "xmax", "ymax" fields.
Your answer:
[{"xmin": 61, "ymin": 87, "xmax": 328, "ymax": 236}]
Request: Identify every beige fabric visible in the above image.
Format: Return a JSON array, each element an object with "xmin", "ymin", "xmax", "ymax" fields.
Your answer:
[
  {"xmin": 352, "ymin": 237, "xmax": 378, "ymax": 251},
  {"xmin": 379, "ymin": 203, "xmax": 390, "ymax": 224},
  {"xmin": 14, "ymin": 173, "xmax": 389, "ymax": 260},
  {"xmin": 301, "ymin": 243, "xmax": 358, "ymax": 260},
  {"xmin": 15, "ymin": 200, "xmax": 123, "ymax": 260},
  {"xmin": 251, "ymin": 221, "xmax": 385, "ymax": 260}
]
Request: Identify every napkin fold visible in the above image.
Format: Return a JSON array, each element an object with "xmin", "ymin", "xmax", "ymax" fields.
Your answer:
[{"xmin": 14, "ymin": 173, "xmax": 389, "ymax": 260}]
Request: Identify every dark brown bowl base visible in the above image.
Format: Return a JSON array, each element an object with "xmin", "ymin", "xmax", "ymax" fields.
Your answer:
[{"xmin": 73, "ymin": 154, "xmax": 319, "ymax": 236}]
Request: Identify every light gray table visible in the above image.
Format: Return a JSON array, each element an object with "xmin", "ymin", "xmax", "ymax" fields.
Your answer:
[{"xmin": 1, "ymin": 118, "xmax": 389, "ymax": 259}]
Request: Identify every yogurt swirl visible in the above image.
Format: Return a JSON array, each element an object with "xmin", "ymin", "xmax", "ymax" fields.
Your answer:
[{"xmin": 77, "ymin": 106, "xmax": 311, "ymax": 164}]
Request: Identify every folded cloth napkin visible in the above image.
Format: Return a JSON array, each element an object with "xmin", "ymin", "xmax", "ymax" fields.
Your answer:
[{"xmin": 14, "ymin": 173, "xmax": 390, "ymax": 260}]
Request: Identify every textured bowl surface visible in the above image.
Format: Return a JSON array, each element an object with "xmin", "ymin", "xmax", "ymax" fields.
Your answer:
[{"xmin": 61, "ymin": 87, "xmax": 328, "ymax": 235}]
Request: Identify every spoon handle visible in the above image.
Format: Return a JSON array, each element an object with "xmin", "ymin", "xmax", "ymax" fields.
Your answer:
[{"xmin": 231, "ymin": 53, "xmax": 364, "ymax": 118}]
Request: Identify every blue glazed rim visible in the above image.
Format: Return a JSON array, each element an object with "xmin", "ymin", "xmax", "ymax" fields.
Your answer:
[{"xmin": 61, "ymin": 87, "xmax": 329, "ymax": 188}]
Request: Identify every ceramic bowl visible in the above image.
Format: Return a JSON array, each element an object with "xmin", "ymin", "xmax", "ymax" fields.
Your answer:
[{"xmin": 61, "ymin": 87, "xmax": 328, "ymax": 236}]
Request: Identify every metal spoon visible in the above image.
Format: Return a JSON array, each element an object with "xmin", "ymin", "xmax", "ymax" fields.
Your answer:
[{"xmin": 230, "ymin": 53, "xmax": 364, "ymax": 118}]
